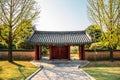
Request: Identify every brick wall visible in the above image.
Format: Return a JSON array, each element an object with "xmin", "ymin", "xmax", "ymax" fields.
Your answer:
[
  {"xmin": 85, "ymin": 50, "xmax": 120, "ymax": 60},
  {"xmin": 0, "ymin": 51, "xmax": 35, "ymax": 60},
  {"xmin": 0, "ymin": 50, "xmax": 120, "ymax": 60}
]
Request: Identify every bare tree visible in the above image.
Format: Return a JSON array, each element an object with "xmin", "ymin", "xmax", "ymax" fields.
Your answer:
[
  {"xmin": 0, "ymin": 0, "xmax": 39, "ymax": 62},
  {"xmin": 88, "ymin": 0, "xmax": 120, "ymax": 61}
]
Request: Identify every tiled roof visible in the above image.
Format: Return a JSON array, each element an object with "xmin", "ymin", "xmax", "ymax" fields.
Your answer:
[{"xmin": 28, "ymin": 30, "xmax": 92, "ymax": 45}]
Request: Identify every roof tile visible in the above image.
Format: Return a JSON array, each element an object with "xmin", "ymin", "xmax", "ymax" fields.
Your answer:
[{"xmin": 28, "ymin": 30, "xmax": 92, "ymax": 45}]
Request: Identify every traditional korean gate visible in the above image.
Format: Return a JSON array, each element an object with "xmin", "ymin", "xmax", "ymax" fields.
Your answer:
[{"xmin": 51, "ymin": 46, "xmax": 68, "ymax": 59}]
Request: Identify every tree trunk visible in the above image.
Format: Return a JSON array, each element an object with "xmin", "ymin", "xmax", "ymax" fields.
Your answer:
[
  {"xmin": 109, "ymin": 47, "xmax": 114, "ymax": 61},
  {"xmin": 8, "ymin": 29, "xmax": 13, "ymax": 62}
]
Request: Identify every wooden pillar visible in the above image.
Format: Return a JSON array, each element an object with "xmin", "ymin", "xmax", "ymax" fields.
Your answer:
[
  {"xmin": 78, "ymin": 45, "xmax": 81, "ymax": 60},
  {"xmin": 49, "ymin": 46, "xmax": 52, "ymax": 60},
  {"xmin": 68, "ymin": 46, "xmax": 70, "ymax": 60},
  {"xmin": 35, "ymin": 44, "xmax": 40, "ymax": 60},
  {"xmin": 39, "ymin": 45, "xmax": 42, "ymax": 59},
  {"xmin": 81, "ymin": 45, "xmax": 85, "ymax": 60},
  {"xmin": 79, "ymin": 45, "xmax": 85, "ymax": 60}
]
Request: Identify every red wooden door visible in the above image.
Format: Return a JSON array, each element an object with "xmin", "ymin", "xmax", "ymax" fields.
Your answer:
[
  {"xmin": 51, "ymin": 46, "xmax": 68, "ymax": 59},
  {"xmin": 52, "ymin": 46, "xmax": 60, "ymax": 59},
  {"xmin": 60, "ymin": 46, "xmax": 68, "ymax": 59}
]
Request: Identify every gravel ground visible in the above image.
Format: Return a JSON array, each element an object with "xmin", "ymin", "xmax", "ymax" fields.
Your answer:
[{"xmin": 28, "ymin": 60, "xmax": 95, "ymax": 80}]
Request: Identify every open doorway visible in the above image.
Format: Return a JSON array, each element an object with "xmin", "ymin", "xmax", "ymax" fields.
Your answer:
[
  {"xmin": 70, "ymin": 46, "xmax": 79, "ymax": 60},
  {"xmin": 41, "ymin": 46, "xmax": 50, "ymax": 60}
]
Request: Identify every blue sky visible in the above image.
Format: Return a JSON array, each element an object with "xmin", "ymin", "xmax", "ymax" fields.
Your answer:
[{"xmin": 35, "ymin": 0, "xmax": 91, "ymax": 31}]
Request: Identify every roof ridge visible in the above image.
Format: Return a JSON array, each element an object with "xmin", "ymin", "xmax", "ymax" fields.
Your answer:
[{"xmin": 35, "ymin": 30, "xmax": 86, "ymax": 33}]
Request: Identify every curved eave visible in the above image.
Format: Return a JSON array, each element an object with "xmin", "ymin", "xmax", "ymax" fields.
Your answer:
[
  {"xmin": 27, "ymin": 30, "xmax": 92, "ymax": 45},
  {"xmin": 27, "ymin": 30, "xmax": 36, "ymax": 42}
]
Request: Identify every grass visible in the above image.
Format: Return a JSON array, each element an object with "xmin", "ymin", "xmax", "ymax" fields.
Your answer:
[
  {"xmin": 83, "ymin": 61, "xmax": 120, "ymax": 80},
  {"xmin": 0, "ymin": 61, "xmax": 38, "ymax": 80}
]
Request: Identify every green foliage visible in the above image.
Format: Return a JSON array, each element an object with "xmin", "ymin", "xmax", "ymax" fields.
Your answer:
[
  {"xmin": 13, "ymin": 20, "xmax": 34, "ymax": 49},
  {"xmin": 0, "ymin": 0, "xmax": 40, "ymax": 62},
  {"xmin": 0, "ymin": 43, "xmax": 7, "ymax": 49},
  {"xmin": 70, "ymin": 46, "xmax": 78, "ymax": 54},
  {"xmin": 89, "ymin": 42, "xmax": 108, "ymax": 50},
  {"xmin": 17, "ymin": 42, "xmax": 34, "ymax": 50},
  {"xmin": 42, "ymin": 46, "xmax": 49, "ymax": 56},
  {"xmin": 86, "ymin": 25, "xmax": 103, "ymax": 50},
  {"xmin": 87, "ymin": 24, "xmax": 120, "ymax": 50},
  {"xmin": 87, "ymin": 25, "xmax": 102, "ymax": 42},
  {"xmin": 88, "ymin": 0, "xmax": 120, "ymax": 50},
  {"xmin": 0, "ymin": 20, "xmax": 34, "ymax": 50}
]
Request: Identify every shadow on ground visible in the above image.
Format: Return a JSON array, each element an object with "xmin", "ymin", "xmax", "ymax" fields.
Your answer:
[
  {"xmin": 10, "ymin": 62, "xmax": 26, "ymax": 80},
  {"xmin": 32, "ymin": 57, "xmax": 90, "ymax": 68}
]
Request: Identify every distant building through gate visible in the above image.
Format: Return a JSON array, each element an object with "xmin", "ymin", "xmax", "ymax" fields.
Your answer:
[{"xmin": 28, "ymin": 30, "xmax": 92, "ymax": 60}]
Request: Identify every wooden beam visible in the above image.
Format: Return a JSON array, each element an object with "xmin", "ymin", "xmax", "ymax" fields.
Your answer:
[{"xmin": 35, "ymin": 44, "xmax": 40, "ymax": 60}]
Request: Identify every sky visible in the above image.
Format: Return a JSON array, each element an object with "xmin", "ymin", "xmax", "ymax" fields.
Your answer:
[{"xmin": 35, "ymin": 0, "xmax": 91, "ymax": 31}]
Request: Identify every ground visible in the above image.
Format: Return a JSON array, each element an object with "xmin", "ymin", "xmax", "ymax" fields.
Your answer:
[
  {"xmin": 30, "ymin": 60, "xmax": 95, "ymax": 80},
  {"xmin": 0, "ymin": 60, "xmax": 120, "ymax": 80},
  {"xmin": 83, "ymin": 61, "xmax": 120, "ymax": 80},
  {"xmin": 0, "ymin": 61, "xmax": 38, "ymax": 80}
]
